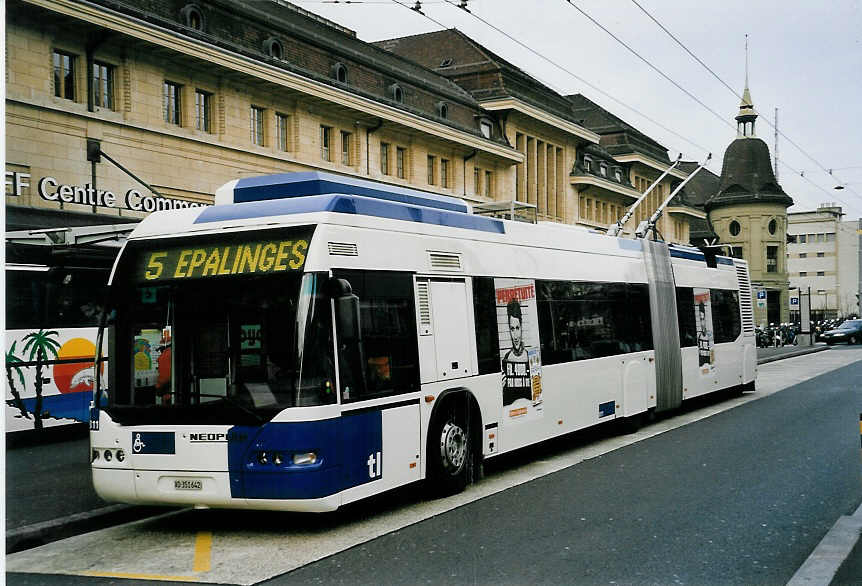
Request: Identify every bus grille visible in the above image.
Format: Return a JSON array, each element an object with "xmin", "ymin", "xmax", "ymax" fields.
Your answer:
[{"xmin": 735, "ymin": 262, "xmax": 755, "ymax": 333}]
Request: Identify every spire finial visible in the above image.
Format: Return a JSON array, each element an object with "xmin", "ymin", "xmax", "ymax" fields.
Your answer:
[{"xmin": 745, "ymin": 34, "xmax": 749, "ymax": 89}]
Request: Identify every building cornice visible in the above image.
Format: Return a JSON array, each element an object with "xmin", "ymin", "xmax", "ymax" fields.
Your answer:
[
  {"xmin": 666, "ymin": 206, "xmax": 707, "ymax": 219},
  {"xmin": 612, "ymin": 153, "xmax": 689, "ymax": 180},
  {"xmin": 25, "ymin": 0, "xmax": 523, "ymax": 164},
  {"xmin": 480, "ymin": 97, "xmax": 600, "ymax": 144},
  {"xmin": 569, "ymin": 175, "xmax": 641, "ymax": 201}
]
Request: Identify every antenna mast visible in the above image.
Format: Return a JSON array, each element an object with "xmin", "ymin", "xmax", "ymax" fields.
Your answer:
[{"xmin": 774, "ymin": 107, "xmax": 779, "ymax": 182}]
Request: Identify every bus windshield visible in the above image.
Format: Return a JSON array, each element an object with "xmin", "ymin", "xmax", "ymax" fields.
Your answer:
[{"xmin": 106, "ymin": 271, "xmax": 335, "ymax": 425}]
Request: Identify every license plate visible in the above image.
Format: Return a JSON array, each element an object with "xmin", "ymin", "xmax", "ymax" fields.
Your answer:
[{"xmin": 174, "ymin": 479, "xmax": 202, "ymax": 490}]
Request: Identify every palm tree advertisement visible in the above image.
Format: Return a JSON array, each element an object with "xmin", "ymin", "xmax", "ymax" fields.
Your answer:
[{"xmin": 5, "ymin": 327, "xmax": 102, "ymax": 432}]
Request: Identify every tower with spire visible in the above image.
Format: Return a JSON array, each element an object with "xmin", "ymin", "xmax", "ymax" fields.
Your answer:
[{"xmin": 705, "ymin": 40, "xmax": 793, "ymax": 326}]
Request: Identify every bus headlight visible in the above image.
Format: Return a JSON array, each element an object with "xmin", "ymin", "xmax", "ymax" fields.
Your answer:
[
  {"xmin": 116, "ymin": 449, "xmax": 125, "ymax": 462},
  {"xmin": 257, "ymin": 451, "xmax": 268, "ymax": 465},
  {"xmin": 92, "ymin": 449, "xmax": 100, "ymax": 462},
  {"xmin": 273, "ymin": 452, "xmax": 283, "ymax": 466},
  {"xmin": 104, "ymin": 450, "xmax": 112, "ymax": 462},
  {"xmin": 292, "ymin": 452, "xmax": 317, "ymax": 466}
]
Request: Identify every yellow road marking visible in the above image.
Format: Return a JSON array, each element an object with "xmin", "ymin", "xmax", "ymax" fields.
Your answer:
[
  {"xmin": 81, "ymin": 571, "xmax": 199, "ymax": 581},
  {"xmin": 193, "ymin": 531, "xmax": 213, "ymax": 573}
]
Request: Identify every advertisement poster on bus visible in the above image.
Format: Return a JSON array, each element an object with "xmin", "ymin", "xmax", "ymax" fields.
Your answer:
[
  {"xmin": 494, "ymin": 278, "xmax": 543, "ymax": 421},
  {"xmin": 5, "ymin": 327, "xmax": 103, "ymax": 433},
  {"xmin": 693, "ymin": 288, "xmax": 715, "ymax": 373}
]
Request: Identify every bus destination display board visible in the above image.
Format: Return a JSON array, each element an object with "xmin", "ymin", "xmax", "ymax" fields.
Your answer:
[{"xmin": 135, "ymin": 232, "xmax": 311, "ymax": 282}]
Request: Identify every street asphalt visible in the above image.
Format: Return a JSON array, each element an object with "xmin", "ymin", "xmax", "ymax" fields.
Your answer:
[{"xmin": 4, "ymin": 342, "xmax": 857, "ymax": 585}]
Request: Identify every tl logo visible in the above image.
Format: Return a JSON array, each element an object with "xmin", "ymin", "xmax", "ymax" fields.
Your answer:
[
  {"xmin": 133, "ymin": 433, "xmax": 146, "ymax": 453},
  {"xmin": 366, "ymin": 451, "xmax": 382, "ymax": 479}
]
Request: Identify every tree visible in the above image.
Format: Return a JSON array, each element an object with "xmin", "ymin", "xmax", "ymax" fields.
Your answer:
[
  {"xmin": 22, "ymin": 330, "xmax": 61, "ymax": 429},
  {"xmin": 5, "ymin": 340, "xmax": 30, "ymax": 420}
]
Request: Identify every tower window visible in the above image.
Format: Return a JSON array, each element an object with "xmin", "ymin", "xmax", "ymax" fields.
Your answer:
[
  {"xmin": 729, "ymin": 220, "xmax": 741, "ymax": 236},
  {"xmin": 768, "ymin": 218, "xmax": 777, "ymax": 235}
]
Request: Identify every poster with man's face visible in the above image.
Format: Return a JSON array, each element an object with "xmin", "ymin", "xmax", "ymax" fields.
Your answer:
[
  {"xmin": 693, "ymin": 288, "xmax": 714, "ymax": 372},
  {"xmin": 495, "ymin": 278, "xmax": 543, "ymax": 420}
]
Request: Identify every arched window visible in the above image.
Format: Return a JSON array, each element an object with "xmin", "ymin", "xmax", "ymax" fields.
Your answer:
[
  {"xmin": 180, "ymin": 4, "xmax": 205, "ymax": 31},
  {"xmin": 436, "ymin": 101, "xmax": 449, "ymax": 119},
  {"xmin": 389, "ymin": 83, "xmax": 404, "ymax": 103},
  {"xmin": 263, "ymin": 38, "xmax": 284, "ymax": 60},
  {"xmin": 768, "ymin": 218, "xmax": 777, "ymax": 235},
  {"xmin": 332, "ymin": 62, "xmax": 348, "ymax": 84}
]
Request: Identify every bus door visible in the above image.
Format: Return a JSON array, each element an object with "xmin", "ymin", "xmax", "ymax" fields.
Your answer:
[{"xmin": 414, "ymin": 276, "xmax": 477, "ymax": 383}]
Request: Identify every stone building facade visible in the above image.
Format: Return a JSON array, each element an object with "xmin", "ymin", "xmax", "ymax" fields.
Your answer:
[{"xmin": 787, "ymin": 204, "xmax": 861, "ymax": 320}]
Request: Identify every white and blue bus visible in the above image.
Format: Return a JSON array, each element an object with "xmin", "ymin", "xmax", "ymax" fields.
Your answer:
[{"xmin": 91, "ymin": 172, "xmax": 756, "ymax": 512}]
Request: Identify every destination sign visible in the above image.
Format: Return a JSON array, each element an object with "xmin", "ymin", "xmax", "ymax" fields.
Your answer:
[{"xmin": 136, "ymin": 237, "xmax": 309, "ymax": 282}]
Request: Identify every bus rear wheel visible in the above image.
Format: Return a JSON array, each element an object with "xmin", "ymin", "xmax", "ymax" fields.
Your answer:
[{"xmin": 427, "ymin": 399, "xmax": 472, "ymax": 496}]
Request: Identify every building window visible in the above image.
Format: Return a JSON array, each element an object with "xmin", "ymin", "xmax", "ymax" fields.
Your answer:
[
  {"xmin": 485, "ymin": 170, "xmax": 492, "ymax": 197},
  {"xmin": 817, "ymin": 271, "xmax": 825, "ymax": 277},
  {"xmin": 614, "ymin": 167, "xmax": 622, "ymax": 182},
  {"xmin": 92, "ymin": 62, "xmax": 114, "ymax": 109},
  {"xmin": 263, "ymin": 37, "xmax": 283, "ymax": 60},
  {"xmin": 816, "ymin": 252, "xmax": 825, "ymax": 258},
  {"xmin": 320, "ymin": 126, "xmax": 331, "ymax": 161},
  {"xmin": 276, "ymin": 113, "xmax": 289, "ymax": 151},
  {"xmin": 768, "ymin": 218, "xmax": 777, "ymax": 235},
  {"xmin": 731, "ymin": 246, "xmax": 743, "ymax": 259},
  {"xmin": 479, "ymin": 119, "xmax": 492, "ymax": 139},
  {"xmin": 817, "ymin": 233, "xmax": 825, "ymax": 243},
  {"xmin": 729, "ymin": 220, "xmax": 741, "ymax": 236},
  {"xmin": 799, "ymin": 234, "xmax": 807, "ymax": 243},
  {"xmin": 766, "ymin": 245, "xmax": 778, "ymax": 273},
  {"xmin": 599, "ymin": 163, "xmax": 607, "ymax": 177},
  {"xmin": 427, "ymin": 155, "xmax": 436, "ymax": 185},
  {"xmin": 474, "ymin": 168, "xmax": 481, "ymax": 195},
  {"xmin": 250, "ymin": 106, "xmax": 265, "ymax": 146},
  {"xmin": 389, "ymin": 83, "xmax": 403, "ymax": 103},
  {"xmin": 799, "ymin": 272, "xmax": 807, "ymax": 277},
  {"xmin": 826, "ymin": 233, "xmax": 835, "ymax": 242},
  {"xmin": 440, "ymin": 159, "xmax": 449, "ymax": 188},
  {"xmin": 341, "ymin": 131, "xmax": 351, "ymax": 165},
  {"xmin": 53, "ymin": 50, "xmax": 76, "ymax": 101},
  {"xmin": 332, "ymin": 62, "xmax": 348, "ymax": 84},
  {"xmin": 396, "ymin": 146, "xmax": 406, "ymax": 179},
  {"xmin": 437, "ymin": 101, "xmax": 448, "ymax": 119},
  {"xmin": 584, "ymin": 156, "xmax": 592, "ymax": 173},
  {"xmin": 194, "ymin": 90, "xmax": 212, "ymax": 132},
  {"xmin": 799, "ymin": 253, "xmax": 807, "ymax": 258},
  {"xmin": 163, "ymin": 81, "xmax": 182, "ymax": 125},
  {"xmin": 180, "ymin": 4, "xmax": 205, "ymax": 30},
  {"xmin": 380, "ymin": 142, "xmax": 390, "ymax": 175}
]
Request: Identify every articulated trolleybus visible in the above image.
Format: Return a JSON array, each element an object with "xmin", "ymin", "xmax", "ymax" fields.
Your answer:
[{"xmin": 91, "ymin": 171, "xmax": 756, "ymax": 512}]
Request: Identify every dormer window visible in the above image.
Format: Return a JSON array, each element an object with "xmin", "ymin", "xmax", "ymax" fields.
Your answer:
[
  {"xmin": 599, "ymin": 162, "xmax": 607, "ymax": 177},
  {"xmin": 389, "ymin": 83, "xmax": 404, "ymax": 103},
  {"xmin": 332, "ymin": 62, "xmax": 348, "ymax": 84},
  {"xmin": 436, "ymin": 101, "xmax": 449, "ymax": 119},
  {"xmin": 583, "ymin": 156, "xmax": 592, "ymax": 173},
  {"xmin": 180, "ymin": 4, "xmax": 205, "ymax": 31},
  {"xmin": 263, "ymin": 37, "xmax": 284, "ymax": 60},
  {"xmin": 439, "ymin": 58, "xmax": 453, "ymax": 67},
  {"xmin": 614, "ymin": 167, "xmax": 622, "ymax": 182},
  {"xmin": 479, "ymin": 119, "xmax": 492, "ymax": 139}
]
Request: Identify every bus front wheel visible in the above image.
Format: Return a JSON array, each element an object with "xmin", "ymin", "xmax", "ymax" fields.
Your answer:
[{"xmin": 427, "ymin": 399, "xmax": 472, "ymax": 496}]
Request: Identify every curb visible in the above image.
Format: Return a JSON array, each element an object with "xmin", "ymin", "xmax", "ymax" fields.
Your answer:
[
  {"xmin": 757, "ymin": 345, "xmax": 831, "ymax": 365},
  {"xmin": 787, "ymin": 503, "xmax": 862, "ymax": 586},
  {"xmin": 5, "ymin": 504, "xmax": 170, "ymax": 554}
]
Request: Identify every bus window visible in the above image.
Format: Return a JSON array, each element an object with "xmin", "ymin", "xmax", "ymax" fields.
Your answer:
[
  {"xmin": 710, "ymin": 289, "xmax": 741, "ymax": 343},
  {"xmin": 676, "ymin": 287, "xmax": 697, "ymax": 347},
  {"xmin": 333, "ymin": 270, "xmax": 420, "ymax": 402},
  {"xmin": 472, "ymin": 277, "xmax": 501, "ymax": 375}
]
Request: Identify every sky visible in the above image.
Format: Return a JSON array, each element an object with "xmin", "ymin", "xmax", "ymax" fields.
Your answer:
[{"xmin": 289, "ymin": 0, "xmax": 862, "ymax": 219}]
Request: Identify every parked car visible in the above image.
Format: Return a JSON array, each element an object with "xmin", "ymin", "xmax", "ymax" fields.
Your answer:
[{"xmin": 820, "ymin": 319, "xmax": 862, "ymax": 345}]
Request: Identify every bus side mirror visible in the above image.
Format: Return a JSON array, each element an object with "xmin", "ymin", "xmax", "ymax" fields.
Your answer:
[
  {"xmin": 328, "ymin": 278, "xmax": 361, "ymax": 341},
  {"xmin": 335, "ymin": 295, "xmax": 361, "ymax": 342}
]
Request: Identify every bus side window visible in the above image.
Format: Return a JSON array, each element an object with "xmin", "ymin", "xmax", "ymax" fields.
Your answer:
[
  {"xmin": 472, "ymin": 277, "xmax": 500, "ymax": 375},
  {"xmin": 676, "ymin": 287, "xmax": 697, "ymax": 347},
  {"xmin": 710, "ymin": 289, "xmax": 741, "ymax": 343},
  {"xmin": 333, "ymin": 270, "xmax": 420, "ymax": 402}
]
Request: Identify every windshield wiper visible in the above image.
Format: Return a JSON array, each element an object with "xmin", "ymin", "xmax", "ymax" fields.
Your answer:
[{"xmin": 195, "ymin": 393, "xmax": 266, "ymax": 424}]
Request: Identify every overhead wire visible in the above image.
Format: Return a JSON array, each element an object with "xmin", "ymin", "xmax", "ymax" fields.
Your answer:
[
  {"xmin": 625, "ymin": 0, "xmax": 861, "ymax": 208},
  {"xmin": 430, "ymin": 0, "xmax": 713, "ymax": 156}
]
